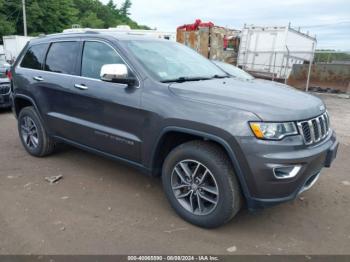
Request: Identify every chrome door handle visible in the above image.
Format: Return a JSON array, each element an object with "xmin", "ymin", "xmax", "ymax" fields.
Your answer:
[
  {"xmin": 74, "ymin": 84, "xmax": 88, "ymax": 90},
  {"xmin": 33, "ymin": 76, "xmax": 44, "ymax": 81}
]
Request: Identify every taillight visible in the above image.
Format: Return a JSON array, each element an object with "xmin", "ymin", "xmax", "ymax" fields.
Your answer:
[{"xmin": 6, "ymin": 70, "xmax": 12, "ymax": 80}]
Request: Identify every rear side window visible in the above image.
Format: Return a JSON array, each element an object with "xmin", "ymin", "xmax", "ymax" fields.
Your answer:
[
  {"xmin": 81, "ymin": 41, "xmax": 125, "ymax": 79},
  {"xmin": 20, "ymin": 44, "xmax": 48, "ymax": 70},
  {"xmin": 45, "ymin": 42, "xmax": 80, "ymax": 75}
]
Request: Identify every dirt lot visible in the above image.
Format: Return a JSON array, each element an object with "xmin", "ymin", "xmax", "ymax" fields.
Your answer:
[{"xmin": 0, "ymin": 93, "xmax": 349, "ymax": 255}]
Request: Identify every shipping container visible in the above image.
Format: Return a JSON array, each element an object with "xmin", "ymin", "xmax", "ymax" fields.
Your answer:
[
  {"xmin": 237, "ymin": 24, "xmax": 316, "ymax": 80},
  {"xmin": 177, "ymin": 20, "xmax": 240, "ymax": 64}
]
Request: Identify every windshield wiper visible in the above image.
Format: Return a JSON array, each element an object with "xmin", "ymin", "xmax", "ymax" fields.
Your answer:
[
  {"xmin": 211, "ymin": 74, "xmax": 230, "ymax": 79},
  {"xmin": 161, "ymin": 76, "xmax": 212, "ymax": 83}
]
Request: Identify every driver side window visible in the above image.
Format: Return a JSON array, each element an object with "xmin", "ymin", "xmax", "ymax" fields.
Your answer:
[{"xmin": 81, "ymin": 41, "xmax": 125, "ymax": 79}]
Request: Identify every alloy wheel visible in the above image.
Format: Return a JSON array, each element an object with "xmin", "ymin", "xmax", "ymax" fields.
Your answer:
[
  {"xmin": 171, "ymin": 159, "xmax": 219, "ymax": 216},
  {"xmin": 20, "ymin": 116, "xmax": 39, "ymax": 150}
]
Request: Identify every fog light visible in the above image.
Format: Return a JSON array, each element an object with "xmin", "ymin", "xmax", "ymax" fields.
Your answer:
[{"xmin": 273, "ymin": 165, "xmax": 302, "ymax": 179}]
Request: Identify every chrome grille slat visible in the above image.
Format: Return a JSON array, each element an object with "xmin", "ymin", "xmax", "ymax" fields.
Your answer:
[
  {"xmin": 298, "ymin": 112, "xmax": 330, "ymax": 145},
  {"xmin": 308, "ymin": 121, "xmax": 316, "ymax": 143},
  {"xmin": 319, "ymin": 116, "xmax": 325, "ymax": 138}
]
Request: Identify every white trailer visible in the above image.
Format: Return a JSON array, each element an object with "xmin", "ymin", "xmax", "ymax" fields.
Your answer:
[
  {"xmin": 2, "ymin": 35, "xmax": 35, "ymax": 61},
  {"xmin": 63, "ymin": 25, "xmax": 176, "ymax": 41},
  {"xmin": 237, "ymin": 24, "xmax": 316, "ymax": 80}
]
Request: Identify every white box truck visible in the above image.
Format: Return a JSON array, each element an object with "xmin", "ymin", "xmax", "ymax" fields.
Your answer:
[
  {"xmin": 3, "ymin": 35, "xmax": 35, "ymax": 62},
  {"xmin": 237, "ymin": 24, "xmax": 316, "ymax": 80}
]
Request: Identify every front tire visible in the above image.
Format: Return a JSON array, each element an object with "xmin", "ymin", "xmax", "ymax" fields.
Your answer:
[
  {"xmin": 18, "ymin": 106, "xmax": 55, "ymax": 157},
  {"xmin": 162, "ymin": 141, "xmax": 242, "ymax": 228}
]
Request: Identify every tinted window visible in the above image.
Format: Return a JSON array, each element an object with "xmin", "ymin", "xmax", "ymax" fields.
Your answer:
[
  {"xmin": 45, "ymin": 42, "xmax": 79, "ymax": 74},
  {"xmin": 20, "ymin": 44, "xmax": 48, "ymax": 70},
  {"xmin": 81, "ymin": 41, "xmax": 124, "ymax": 79}
]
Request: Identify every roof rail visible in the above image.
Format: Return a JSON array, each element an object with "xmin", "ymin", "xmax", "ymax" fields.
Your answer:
[{"xmin": 83, "ymin": 31, "xmax": 100, "ymax": 34}]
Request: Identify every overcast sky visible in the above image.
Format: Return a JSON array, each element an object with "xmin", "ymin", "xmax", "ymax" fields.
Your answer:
[{"xmin": 106, "ymin": 0, "xmax": 350, "ymax": 50}]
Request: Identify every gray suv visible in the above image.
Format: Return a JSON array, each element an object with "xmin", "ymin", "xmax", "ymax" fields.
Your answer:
[{"xmin": 11, "ymin": 33, "xmax": 339, "ymax": 228}]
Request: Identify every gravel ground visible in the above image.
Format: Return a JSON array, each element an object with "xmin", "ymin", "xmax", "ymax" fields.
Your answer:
[{"xmin": 0, "ymin": 93, "xmax": 349, "ymax": 255}]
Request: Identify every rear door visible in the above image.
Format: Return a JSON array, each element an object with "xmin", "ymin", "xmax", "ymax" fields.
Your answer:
[
  {"xmin": 66, "ymin": 40, "xmax": 143, "ymax": 163},
  {"xmin": 38, "ymin": 40, "xmax": 82, "ymax": 138}
]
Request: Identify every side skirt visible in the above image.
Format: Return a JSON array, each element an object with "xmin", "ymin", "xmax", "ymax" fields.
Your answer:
[{"xmin": 53, "ymin": 136, "xmax": 152, "ymax": 175}]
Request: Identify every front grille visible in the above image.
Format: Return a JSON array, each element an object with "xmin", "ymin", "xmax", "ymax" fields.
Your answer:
[
  {"xmin": 297, "ymin": 112, "xmax": 330, "ymax": 145},
  {"xmin": 0, "ymin": 83, "xmax": 11, "ymax": 95}
]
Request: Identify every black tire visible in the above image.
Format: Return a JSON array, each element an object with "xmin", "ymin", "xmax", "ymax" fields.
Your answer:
[
  {"xmin": 18, "ymin": 106, "xmax": 55, "ymax": 157},
  {"xmin": 162, "ymin": 140, "xmax": 242, "ymax": 228}
]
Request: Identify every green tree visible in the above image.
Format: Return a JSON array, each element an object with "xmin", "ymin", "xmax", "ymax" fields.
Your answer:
[
  {"xmin": 0, "ymin": 0, "xmax": 150, "ymax": 42},
  {"xmin": 315, "ymin": 50, "xmax": 350, "ymax": 63},
  {"xmin": 120, "ymin": 0, "xmax": 132, "ymax": 16},
  {"xmin": 80, "ymin": 11, "xmax": 104, "ymax": 28},
  {"xmin": 0, "ymin": 0, "xmax": 18, "ymax": 40}
]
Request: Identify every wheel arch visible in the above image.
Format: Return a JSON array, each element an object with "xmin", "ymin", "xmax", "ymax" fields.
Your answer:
[
  {"xmin": 151, "ymin": 126, "xmax": 251, "ymax": 199},
  {"xmin": 13, "ymin": 94, "xmax": 39, "ymax": 118}
]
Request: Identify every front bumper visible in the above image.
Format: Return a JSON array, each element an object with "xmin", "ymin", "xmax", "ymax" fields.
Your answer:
[
  {"xmin": 0, "ymin": 93, "xmax": 12, "ymax": 108},
  {"xmin": 235, "ymin": 130, "xmax": 339, "ymax": 210}
]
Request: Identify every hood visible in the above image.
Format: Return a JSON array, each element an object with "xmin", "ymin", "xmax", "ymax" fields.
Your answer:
[
  {"xmin": 169, "ymin": 78, "xmax": 325, "ymax": 121},
  {"xmin": 0, "ymin": 77, "xmax": 10, "ymax": 84}
]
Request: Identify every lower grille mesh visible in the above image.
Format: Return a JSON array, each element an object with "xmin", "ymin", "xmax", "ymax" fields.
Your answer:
[{"xmin": 0, "ymin": 84, "xmax": 10, "ymax": 95}]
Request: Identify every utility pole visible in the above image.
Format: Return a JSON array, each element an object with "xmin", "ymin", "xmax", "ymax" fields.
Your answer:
[{"xmin": 22, "ymin": 0, "xmax": 27, "ymax": 36}]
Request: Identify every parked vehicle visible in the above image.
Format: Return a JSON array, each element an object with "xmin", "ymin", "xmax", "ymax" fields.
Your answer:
[
  {"xmin": 213, "ymin": 60, "xmax": 296, "ymax": 89},
  {"xmin": 11, "ymin": 33, "xmax": 339, "ymax": 228},
  {"xmin": 0, "ymin": 53, "xmax": 10, "ymax": 78},
  {"xmin": 212, "ymin": 60, "xmax": 255, "ymax": 80},
  {"xmin": 0, "ymin": 77, "xmax": 11, "ymax": 109},
  {"xmin": 1, "ymin": 48, "xmax": 12, "ymax": 109}
]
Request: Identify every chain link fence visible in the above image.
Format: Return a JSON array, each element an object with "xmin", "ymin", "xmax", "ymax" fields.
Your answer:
[{"xmin": 238, "ymin": 50, "xmax": 350, "ymax": 94}]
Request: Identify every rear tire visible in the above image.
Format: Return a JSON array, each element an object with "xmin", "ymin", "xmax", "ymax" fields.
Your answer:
[
  {"xmin": 18, "ymin": 106, "xmax": 55, "ymax": 157},
  {"xmin": 162, "ymin": 140, "xmax": 242, "ymax": 228}
]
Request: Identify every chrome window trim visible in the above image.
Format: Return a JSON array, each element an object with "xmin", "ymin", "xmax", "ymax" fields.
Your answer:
[
  {"xmin": 17, "ymin": 39, "xmax": 79, "ymax": 72},
  {"xmin": 16, "ymin": 38, "xmax": 141, "ymax": 88},
  {"xmin": 80, "ymin": 39, "xmax": 140, "ymax": 88}
]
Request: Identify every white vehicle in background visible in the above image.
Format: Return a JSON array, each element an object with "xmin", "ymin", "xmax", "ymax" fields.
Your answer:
[
  {"xmin": 3, "ymin": 35, "xmax": 35, "ymax": 62},
  {"xmin": 0, "ymin": 53, "xmax": 10, "ymax": 79},
  {"xmin": 63, "ymin": 25, "xmax": 176, "ymax": 41},
  {"xmin": 212, "ymin": 60, "xmax": 255, "ymax": 81},
  {"xmin": 213, "ymin": 60, "xmax": 295, "ymax": 89}
]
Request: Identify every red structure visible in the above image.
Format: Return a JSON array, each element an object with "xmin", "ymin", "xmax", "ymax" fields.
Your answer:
[{"xmin": 177, "ymin": 19, "xmax": 214, "ymax": 31}]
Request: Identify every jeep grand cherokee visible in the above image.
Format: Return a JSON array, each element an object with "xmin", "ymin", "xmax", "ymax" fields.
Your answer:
[{"xmin": 11, "ymin": 33, "xmax": 339, "ymax": 228}]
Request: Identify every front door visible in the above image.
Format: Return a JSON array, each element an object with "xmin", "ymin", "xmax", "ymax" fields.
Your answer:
[{"xmin": 66, "ymin": 40, "xmax": 143, "ymax": 163}]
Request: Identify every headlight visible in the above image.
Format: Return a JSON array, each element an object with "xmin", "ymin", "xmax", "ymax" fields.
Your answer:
[{"xmin": 249, "ymin": 122, "xmax": 298, "ymax": 140}]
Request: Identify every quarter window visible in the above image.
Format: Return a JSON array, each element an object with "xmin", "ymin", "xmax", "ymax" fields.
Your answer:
[
  {"xmin": 81, "ymin": 41, "xmax": 125, "ymax": 79},
  {"xmin": 45, "ymin": 42, "xmax": 79, "ymax": 75},
  {"xmin": 20, "ymin": 44, "xmax": 48, "ymax": 70}
]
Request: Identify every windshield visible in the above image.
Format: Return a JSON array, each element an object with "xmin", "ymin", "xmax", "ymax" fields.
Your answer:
[
  {"xmin": 212, "ymin": 61, "xmax": 254, "ymax": 80},
  {"xmin": 124, "ymin": 40, "xmax": 227, "ymax": 82}
]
